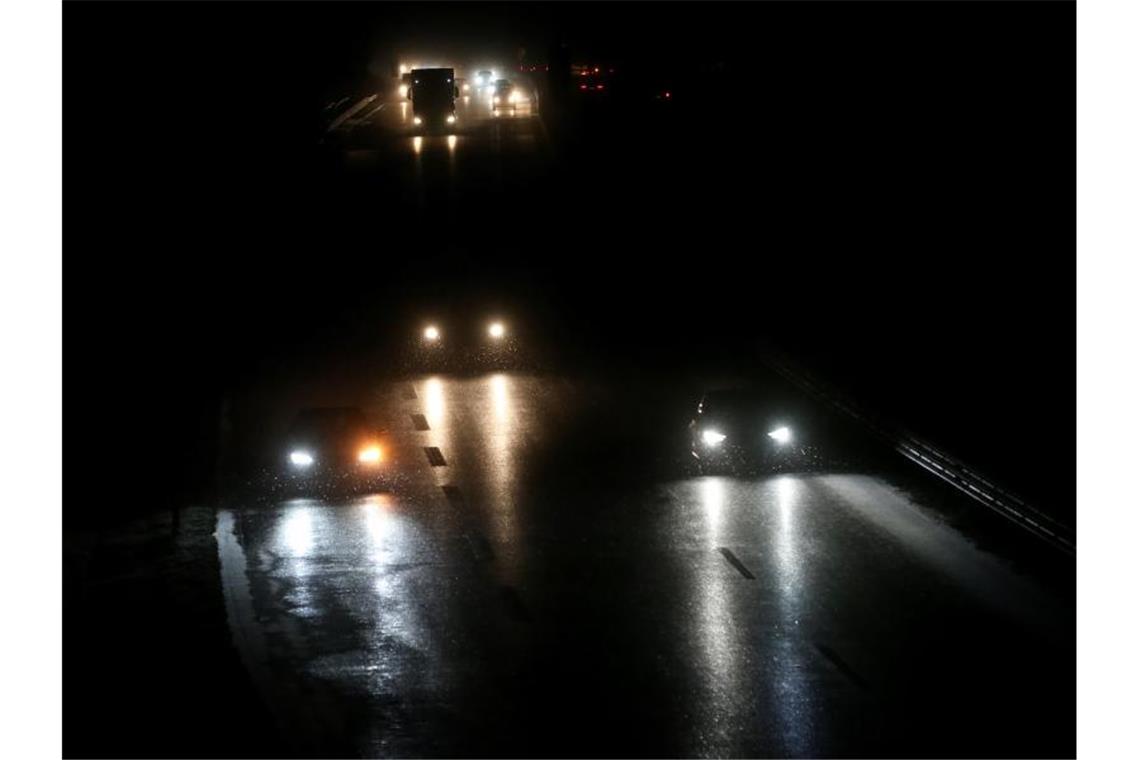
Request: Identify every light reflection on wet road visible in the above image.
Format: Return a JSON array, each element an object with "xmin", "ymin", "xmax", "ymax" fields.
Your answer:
[
  {"xmin": 336, "ymin": 81, "xmax": 547, "ymax": 207},
  {"xmin": 218, "ymin": 372, "xmax": 1073, "ymax": 757}
]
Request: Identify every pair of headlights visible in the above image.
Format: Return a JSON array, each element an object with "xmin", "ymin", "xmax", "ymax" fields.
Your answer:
[
  {"xmin": 701, "ymin": 426, "xmax": 792, "ymax": 447},
  {"xmin": 289, "ymin": 445, "xmax": 383, "ymax": 468},
  {"xmin": 493, "ymin": 91, "xmax": 526, "ymax": 106},
  {"xmin": 423, "ymin": 322, "xmax": 506, "ymax": 342},
  {"xmin": 412, "ymin": 114, "xmax": 457, "ymax": 126}
]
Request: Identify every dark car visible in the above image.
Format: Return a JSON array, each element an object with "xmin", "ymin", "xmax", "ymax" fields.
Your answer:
[
  {"xmin": 408, "ymin": 317, "xmax": 523, "ymax": 373},
  {"xmin": 284, "ymin": 406, "xmax": 386, "ymax": 480},
  {"xmin": 689, "ymin": 388, "xmax": 815, "ymax": 473},
  {"xmin": 474, "ymin": 69, "xmax": 494, "ymax": 89},
  {"xmin": 576, "ymin": 73, "xmax": 608, "ymax": 93},
  {"xmin": 490, "ymin": 78, "xmax": 526, "ymax": 113}
]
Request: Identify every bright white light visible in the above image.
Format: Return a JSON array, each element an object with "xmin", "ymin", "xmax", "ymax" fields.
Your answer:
[
  {"xmin": 399, "ymin": 64, "xmax": 408, "ymax": 75},
  {"xmin": 701, "ymin": 430, "xmax": 727, "ymax": 446},
  {"xmin": 398, "ymin": 84, "xmax": 408, "ymax": 99},
  {"xmin": 280, "ymin": 507, "xmax": 313, "ymax": 557},
  {"xmin": 488, "ymin": 322, "xmax": 506, "ymax": 339},
  {"xmin": 463, "ymin": 83, "xmax": 470, "ymax": 92},
  {"xmin": 447, "ymin": 134, "xmax": 457, "ymax": 150},
  {"xmin": 509, "ymin": 89, "xmax": 526, "ymax": 104},
  {"xmin": 424, "ymin": 377, "xmax": 446, "ymax": 426},
  {"xmin": 768, "ymin": 426, "xmax": 792, "ymax": 444},
  {"xmin": 290, "ymin": 451, "xmax": 314, "ymax": 467},
  {"xmin": 446, "ymin": 113, "xmax": 456, "ymax": 124},
  {"xmin": 412, "ymin": 136, "xmax": 422, "ymax": 154},
  {"xmin": 424, "ymin": 325, "xmax": 440, "ymax": 341},
  {"xmin": 413, "ymin": 115, "xmax": 422, "ymax": 125},
  {"xmin": 489, "ymin": 373, "xmax": 511, "ymax": 422},
  {"xmin": 358, "ymin": 446, "xmax": 382, "ymax": 464}
]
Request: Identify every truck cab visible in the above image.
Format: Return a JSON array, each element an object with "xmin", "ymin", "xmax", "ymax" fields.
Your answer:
[{"xmin": 409, "ymin": 67, "xmax": 458, "ymax": 129}]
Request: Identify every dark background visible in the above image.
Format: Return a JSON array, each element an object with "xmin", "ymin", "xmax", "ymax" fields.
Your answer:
[{"xmin": 67, "ymin": 2, "xmax": 1074, "ymax": 524}]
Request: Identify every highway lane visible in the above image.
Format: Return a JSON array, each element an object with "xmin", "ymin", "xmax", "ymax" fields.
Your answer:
[
  {"xmin": 328, "ymin": 79, "xmax": 548, "ymax": 193},
  {"xmin": 218, "ymin": 372, "xmax": 1073, "ymax": 757}
]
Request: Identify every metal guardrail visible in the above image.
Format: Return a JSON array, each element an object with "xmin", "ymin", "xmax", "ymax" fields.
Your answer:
[
  {"xmin": 325, "ymin": 94, "xmax": 378, "ymax": 133},
  {"xmin": 764, "ymin": 352, "xmax": 1076, "ymax": 556}
]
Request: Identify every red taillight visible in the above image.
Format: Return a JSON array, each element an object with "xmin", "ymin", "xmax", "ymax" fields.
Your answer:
[{"xmin": 596, "ymin": 84, "xmax": 605, "ymax": 90}]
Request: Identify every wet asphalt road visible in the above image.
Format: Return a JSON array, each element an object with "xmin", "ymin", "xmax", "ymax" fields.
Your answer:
[
  {"xmin": 201, "ymin": 81, "xmax": 1077, "ymax": 758},
  {"xmin": 218, "ymin": 372, "xmax": 1073, "ymax": 758},
  {"xmin": 327, "ymin": 78, "xmax": 550, "ymax": 210}
]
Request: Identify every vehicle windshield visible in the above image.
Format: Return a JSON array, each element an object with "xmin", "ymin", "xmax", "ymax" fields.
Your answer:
[
  {"xmin": 288, "ymin": 407, "xmax": 369, "ymax": 438},
  {"xmin": 701, "ymin": 390, "xmax": 770, "ymax": 417}
]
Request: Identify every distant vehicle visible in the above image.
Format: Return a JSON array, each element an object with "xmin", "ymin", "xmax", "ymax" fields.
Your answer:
[
  {"xmin": 491, "ymin": 79, "xmax": 529, "ymax": 113},
  {"xmin": 409, "ymin": 318, "xmax": 519, "ymax": 373},
  {"xmin": 417, "ymin": 320, "xmax": 508, "ymax": 346},
  {"xmin": 285, "ymin": 406, "xmax": 386, "ymax": 477},
  {"xmin": 409, "ymin": 67, "xmax": 458, "ymax": 129},
  {"xmin": 576, "ymin": 74, "xmax": 608, "ymax": 93},
  {"xmin": 572, "ymin": 63, "xmax": 611, "ymax": 93},
  {"xmin": 474, "ymin": 69, "xmax": 494, "ymax": 88},
  {"xmin": 689, "ymin": 389, "xmax": 811, "ymax": 473}
]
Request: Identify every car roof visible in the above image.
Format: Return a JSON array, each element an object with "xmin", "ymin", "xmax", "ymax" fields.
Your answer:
[
  {"xmin": 703, "ymin": 388, "xmax": 765, "ymax": 402},
  {"xmin": 700, "ymin": 389, "xmax": 772, "ymax": 412}
]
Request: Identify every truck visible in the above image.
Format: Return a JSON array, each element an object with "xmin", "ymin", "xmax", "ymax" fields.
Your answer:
[{"xmin": 408, "ymin": 68, "xmax": 458, "ymax": 129}]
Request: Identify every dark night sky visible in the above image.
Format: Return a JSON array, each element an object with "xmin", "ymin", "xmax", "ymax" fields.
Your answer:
[{"xmin": 67, "ymin": 2, "xmax": 1074, "ymax": 522}]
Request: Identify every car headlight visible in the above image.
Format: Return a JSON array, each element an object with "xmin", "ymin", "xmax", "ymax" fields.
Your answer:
[
  {"xmin": 767, "ymin": 426, "xmax": 792, "ymax": 444},
  {"xmin": 446, "ymin": 114, "xmax": 456, "ymax": 124},
  {"xmin": 701, "ymin": 430, "xmax": 727, "ymax": 447},
  {"xmin": 488, "ymin": 321, "xmax": 505, "ymax": 339},
  {"xmin": 290, "ymin": 451, "xmax": 314, "ymax": 467},
  {"xmin": 493, "ymin": 95, "xmax": 501, "ymax": 104},
  {"xmin": 413, "ymin": 115, "xmax": 422, "ymax": 125},
  {"xmin": 423, "ymin": 325, "xmax": 440, "ymax": 341},
  {"xmin": 358, "ymin": 446, "xmax": 382, "ymax": 464}
]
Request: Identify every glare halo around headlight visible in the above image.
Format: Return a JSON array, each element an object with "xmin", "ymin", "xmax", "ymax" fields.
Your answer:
[
  {"xmin": 767, "ymin": 426, "xmax": 792, "ymax": 444},
  {"xmin": 358, "ymin": 446, "xmax": 382, "ymax": 464},
  {"xmin": 701, "ymin": 430, "xmax": 727, "ymax": 446},
  {"xmin": 290, "ymin": 451, "xmax": 314, "ymax": 467}
]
